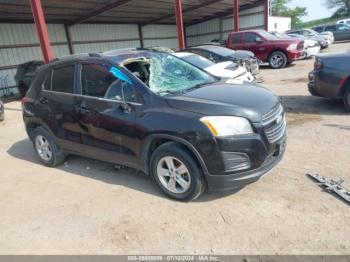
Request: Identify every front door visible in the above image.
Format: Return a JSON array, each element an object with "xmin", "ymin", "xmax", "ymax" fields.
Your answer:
[
  {"xmin": 242, "ymin": 32, "xmax": 267, "ymax": 61},
  {"xmin": 76, "ymin": 62, "xmax": 140, "ymax": 168}
]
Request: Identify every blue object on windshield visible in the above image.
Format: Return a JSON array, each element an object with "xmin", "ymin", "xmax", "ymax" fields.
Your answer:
[{"xmin": 109, "ymin": 66, "xmax": 132, "ymax": 85}]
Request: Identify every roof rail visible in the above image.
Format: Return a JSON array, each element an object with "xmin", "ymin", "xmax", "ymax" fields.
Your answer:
[{"xmin": 49, "ymin": 53, "xmax": 103, "ymax": 63}]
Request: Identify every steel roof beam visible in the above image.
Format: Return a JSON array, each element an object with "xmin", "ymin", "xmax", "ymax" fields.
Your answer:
[
  {"xmin": 142, "ymin": 0, "xmax": 224, "ymax": 26},
  {"xmin": 67, "ymin": 0, "xmax": 132, "ymax": 26}
]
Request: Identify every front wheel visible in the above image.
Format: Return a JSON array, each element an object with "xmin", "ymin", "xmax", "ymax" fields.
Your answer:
[
  {"xmin": 343, "ymin": 87, "xmax": 350, "ymax": 112},
  {"xmin": 150, "ymin": 142, "xmax": 205, "ymax": 201},
  {"xmin": 269, "ymin": 51, "xmax": 287, "ymax": 69}
]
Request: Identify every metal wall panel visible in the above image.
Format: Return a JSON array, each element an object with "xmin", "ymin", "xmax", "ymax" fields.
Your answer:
[
  {"xmin": 69, "ymin": 24, "xmax": 139, "ymax": 41},
  {"xmin": 0, "ymin": 23, "xmax": 70, "ymax": 93},
  {"xmin": 142, "ymin": 25, "xmax": 179, "ymax": 49},
  {"xmin": 186, "ymin": 4, "xmax": 265, "ymax": 47},
  {"xmin": 187, "ymin": 33, "xmax": 220, "ymax": 47},
  {"xmin": 73, "ymin": 40, "xmax": 141, "ymax": 54},
  {"xmin": 186, "ymin": 19, "xmax": 220, "ymax": 36},
  {"xmin": 69, "ymin": 24, "xmax": 141, "ymax": 53}
]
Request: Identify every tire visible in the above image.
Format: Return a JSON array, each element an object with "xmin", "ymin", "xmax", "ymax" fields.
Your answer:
[
  {"xmin": 150, "ymin": 142, "xmax": 205, "ymax": 201},
  {"xmin": 18, "ymin": 83, "xmax": 28, "ymax": 98},
  {"xmin": 268, "ymin": 51, "xmax": 288, "ymax": 69},
  {"xmin": 343, "ymin": 87, "xmax": 350, "ymax": 112},
  {"xmin": 32, "ymin": 127, "xmax": 65, "ymax": 167}
]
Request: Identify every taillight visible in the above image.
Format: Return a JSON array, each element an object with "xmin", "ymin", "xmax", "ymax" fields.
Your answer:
[
  {"xmin": 21, "ymin": 96, "xmax": 30, "ymax": 109},
  {"xmin": 314, "ymin": 58, "xmax": 323, "ymax": 70}
]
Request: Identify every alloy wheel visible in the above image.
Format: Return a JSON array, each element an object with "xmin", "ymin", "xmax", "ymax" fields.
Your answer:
[
  {"xmin": 156, "ymin": 156, "xmax": 191, "ymax": 194},
  {"xmin": 271, "ymin": 54, "xmax": 284, "ymax": 68},
  {"xmin": 35, "ymin": 135, "xmax": 53, "ymax": 161}
]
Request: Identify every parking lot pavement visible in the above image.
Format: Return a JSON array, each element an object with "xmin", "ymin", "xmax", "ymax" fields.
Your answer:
[{"xmin": 0, "ymin": 42, "xmax": 350, "ymax": 255}]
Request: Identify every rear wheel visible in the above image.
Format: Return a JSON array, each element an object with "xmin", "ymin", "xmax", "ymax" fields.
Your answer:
[
  {"xmin": 150, "ymin": 142, "xmax": 205, "ymax": 201},
  {"xmin": 32, "ymin": 127, "xmax": 65, "ymax": 167},
  {"xmin": 269, "ymin": 51, "xmax": 287, "ymax": 69},
  {"xmin": 18, "ymin": 83, "xmax": 28, "ymax": 98},
  {"xmin": 344, "ymin": 87, "xmax": 350, "ymax": 112}
]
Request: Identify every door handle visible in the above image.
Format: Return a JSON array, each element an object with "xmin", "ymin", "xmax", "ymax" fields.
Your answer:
[
  {"xmin": 75, "ymin": 104, "xmax": 91, "ymax": 114},
  {"xmin": 39, "ymin": 97, "xmax": 48, "ymax": 104},
  {"xmin": 79, "ymin": 106, "xmax": 91, "ymax": 114}
]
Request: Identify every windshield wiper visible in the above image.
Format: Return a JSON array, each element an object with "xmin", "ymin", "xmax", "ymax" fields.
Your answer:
[
  {"xmin": 182, "ymin": 82, "xmax": 213, "ymax": 94},
  {"xmin": 157, "ymin": 90, "xmax": 181, "ymax": 96}
]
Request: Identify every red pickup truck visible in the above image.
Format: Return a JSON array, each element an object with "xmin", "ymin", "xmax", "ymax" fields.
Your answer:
[{"xmin": 226, "ymin": 30, "xmax": 304, "ymax": 69}]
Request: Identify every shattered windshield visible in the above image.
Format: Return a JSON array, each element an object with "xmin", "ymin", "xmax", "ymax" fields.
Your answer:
[{"xmin": 146, "ymin": 53, "xmax": 216, "ymax": 95}]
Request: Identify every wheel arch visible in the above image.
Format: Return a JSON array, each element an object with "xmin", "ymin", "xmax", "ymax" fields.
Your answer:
[
  {"xmin": 25, "ymin": 120, "xmax": 54, "ymax": 141},
  {"xmin": 268, "ymin": 49, "xmax": 288, "ymax": 60},
  {"xmin": 337, "ymin": 77, "xmax": 350, "ymax": 98},
  {"xmin": 141, "ymin": 134, "xmax": 209, "ymax": 177}
]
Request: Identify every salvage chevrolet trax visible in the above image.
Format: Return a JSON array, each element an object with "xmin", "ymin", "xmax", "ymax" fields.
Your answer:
[{"xmin": 22, "ymin": 49, "xmax": 287, "ymax": 201}]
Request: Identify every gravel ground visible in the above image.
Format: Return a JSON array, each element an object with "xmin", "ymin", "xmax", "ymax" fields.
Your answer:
[{"xmin": 0, "ymin": 42, "xmax": 349, "ymax": 255}]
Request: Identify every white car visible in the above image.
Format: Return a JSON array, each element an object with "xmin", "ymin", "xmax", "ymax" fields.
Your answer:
[
  {"xmin": 318, "ymin": 31, "xmax": 335, "ymax": 44},
  {"xmin": 337, "ymin": 19, "xmax": 350, "ymax": 25},
  {"xmin": 174, "ymin": 52, "xmax": 254, "ymax": 84},
  {"xmin": 302, "ymin": 39, "xmax": 321, "ymax": 58}
]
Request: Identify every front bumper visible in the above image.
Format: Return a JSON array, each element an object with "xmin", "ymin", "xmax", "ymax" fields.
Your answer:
[
  {"xmin": 305, "ymin": 46, "xmax": 320, "ymax": 58},
  {"xmin": 287, "ymin": 50, "xmax": 303, "ymax": 61},
  {"xmin": 206, "ymin": 136, "xmax": 286, "ymax": 191}
]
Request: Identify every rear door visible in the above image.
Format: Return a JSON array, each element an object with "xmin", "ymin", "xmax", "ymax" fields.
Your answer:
[
  {"xmin": 39, "ymin": 62, "xmax": 82, "ymax": 151},
  {"xmin": 335, "ymin": 24, "xmax": 350, "ymax": 41},
  {"xmin": 75, "ymin": 61, "xmax": 140, "ymax": 168},
  {"xmin": 325, "ymin": 25, "xmax": 338, "ymax": 40},
  {"xmin": 228, "ymin": 32, "xmax": 243, "ymax": 50}
]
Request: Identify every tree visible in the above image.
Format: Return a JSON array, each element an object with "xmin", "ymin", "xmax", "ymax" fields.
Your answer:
[
  {"xmin": 271, "ymin": 0, "xmax": 308, "ymax": 28},
  {"xmin": 326, "ymin": 0, "xmax": 350, "ymax": 17}
]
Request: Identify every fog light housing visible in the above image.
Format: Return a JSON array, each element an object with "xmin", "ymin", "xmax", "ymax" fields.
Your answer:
[{"xmin": 222, "ymin": 152, "xmax": 251, "ymax": 172}]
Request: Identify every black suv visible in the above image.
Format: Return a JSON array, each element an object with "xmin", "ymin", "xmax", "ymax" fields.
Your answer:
[{"xmin": 22, "ymin": 49, "xmax": 286, "ymax": 201}]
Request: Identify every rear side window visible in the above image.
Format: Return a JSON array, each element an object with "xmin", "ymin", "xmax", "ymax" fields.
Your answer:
[
  {"xmin": 325, "ymin": 25, "xmax": 336, "ymax": 32},
  {"xmin": 337, "ymin": 24, "xmax": 350, "ymax": 31},
  {"xmin": 231, "ymin": 33, "xmax": 241, "ymax": 44},
  {"xmin": 314, "ymin": 27, "xmax": 323, "ymax": 33},
  {"xmin": 51, "ymin": 65, "xmax": 75, "ymax": 94},
  {"xmin": 244, "ymin": 32, "xmax": 262, "ymax": 43}
]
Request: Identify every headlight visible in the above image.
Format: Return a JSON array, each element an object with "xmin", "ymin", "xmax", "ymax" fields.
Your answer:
[
  {"xmin": 200, "ymin": 116, "xmax": 253, "ymax": 136},
  {"xmin": 287, "ymin": 43, "xmax": 298, "ymax": 51}
]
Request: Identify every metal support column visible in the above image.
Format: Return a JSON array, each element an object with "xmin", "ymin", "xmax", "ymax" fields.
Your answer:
[
  {"xmin": 174, "ymin": 0, "xmax": 186, "ymax": 49},
  {"xmin": 234, "ymin": 0, "xmax": 239, "ymax": 32},
  {"xmin": 29, "ymin": 0, "xmax": 53, "ymax": 63}
]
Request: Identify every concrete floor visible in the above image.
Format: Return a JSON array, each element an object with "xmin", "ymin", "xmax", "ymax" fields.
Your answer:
[{"xmin": 0, "ymin": 42, "xmax": 349, "ymax": 254}]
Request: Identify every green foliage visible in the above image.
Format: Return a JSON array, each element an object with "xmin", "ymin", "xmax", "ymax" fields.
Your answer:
[
  {"xmin": 326, "ymin": 0, "xmax": 350, "ymax": 16},
  {"xmin": 294, "ymin": 17, "xmax": 339, "ymax": 29},
  {"xmin": 271, "ymin": 0, "xmax": 308, "ymax": 28}
]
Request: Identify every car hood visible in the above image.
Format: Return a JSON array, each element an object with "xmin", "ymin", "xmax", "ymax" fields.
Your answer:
[
  {"xmin": 227, "ymin": 50, "xmax": 255, "ymax": 60},
  {"xmin": 205, "ymin": 62, "xmax": 247, "ymax": 78},
  {"xmin": 166, "ymin": 83, "xmax": 279, "ymax": 122}
]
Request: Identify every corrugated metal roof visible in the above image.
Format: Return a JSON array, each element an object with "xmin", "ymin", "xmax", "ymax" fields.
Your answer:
[{"xmin": 0, "ymin": 0, "xmax": 264, "ymax": 25}]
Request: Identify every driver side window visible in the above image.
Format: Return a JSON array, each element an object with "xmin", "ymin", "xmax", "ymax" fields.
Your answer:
[
  {"xmin": 244, "ymin": 33, "xmax": 262, "ymax": 43},
  {"xmin": 81, "ymin": 63, "xmax": 135, "ymax": 102}
]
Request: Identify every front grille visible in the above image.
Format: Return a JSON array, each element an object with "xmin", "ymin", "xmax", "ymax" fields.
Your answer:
[{"xmin": 262, "ymin": 103, "xmax": 286, "ymax": 143}]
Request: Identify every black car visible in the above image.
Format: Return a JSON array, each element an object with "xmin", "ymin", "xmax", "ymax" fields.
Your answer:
[
  {"xmin": 22, "ymin": 48, "xmax": 286, "ymax": 201},
  {"xmin": 308, "ymin": 52, "xmax": 350, "ymax": 111},
  {"xmin": 313, "ymin": 24, "xmax": 350, "ymax": 41},
  {"xmin": 15, "ymin": 60, "xmax": 44, "ymax": 97},
  {"xmin": 0, "ymin": 99, "xmax": 4, "ymax": 121},
  {"xmin": 184, "ymin": 45, "xmax": 260, "ymax": 75}
]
